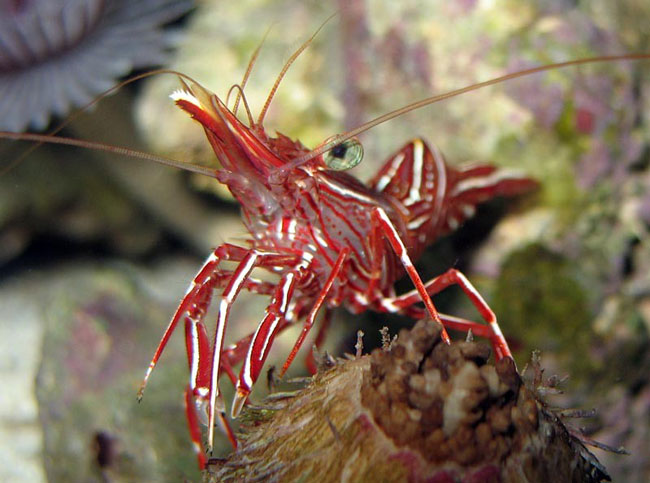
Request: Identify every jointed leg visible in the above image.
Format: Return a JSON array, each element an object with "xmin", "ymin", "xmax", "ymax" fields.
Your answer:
[
  {"xmin": 183, "ymin": 271, "xmax": 278, "ymax": 391},
  {"xmin": 184, "ymin": 261, "xmax": 304, "ymax": 458},
  {"xmin": 370, "ymin": 208, "xmax": 451, "ymax": 345},
  {"xmin": 206, "ymin": 250, "xmax": 262, "ymax": 449},
  {"xmin": 387, "ymin": 268, "xmax": 511, "ymax": 360},
  {"xmin": 184, "ymin": 386, "xmax": 207, "ymax": 469},
  {"xmin": 182, "ymin": 277, "xmax": 240, "ymax": 460},
  {"xmin": 139, "ymin": 246, "xmax": 246, "ymax": 468},
  {"xmin": 402, "ymin": 307, "xmax": 494, "ymax": 339},
  {"xmin": 229, "ymin": 250, "xmax": 348, "ymax": 416},
  {"xmin": 138, "ymin": 244, "xmax": 251, "ymax": 399},
  {"xmin": 204, "ymin": 249, "xmax": 301, "ymax": 447},
  {"xmin": 184, "ymin": 383, "xmax": 237, "ymax": 470},
  {"xmin": 279, "ymin": 247, "xmax": 350, "ymax": 378},
  {"xmin": 231, "ymin": 265, "xmax": 303, "ymax": 417}
]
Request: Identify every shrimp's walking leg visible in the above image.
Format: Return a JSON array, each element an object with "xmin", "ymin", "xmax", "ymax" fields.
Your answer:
[
  {"xmin": 386, "ymin": 269, "xmax": 512, "ymax": 360},
  {"xmin": 182, "ymin": 252, "xmax": 303, "ymax": 461},
  {"xmin": 370, "ymin": 208, "xmax": 451, "ymax": 344},
  {"xmin": 231, "ymin": 266, "xmax": 304, "ymax": 417},
  {"xmin": 205, "ymin": 250, "xmax": 301, "ymax": 448},
  {"xmin": 138, "ymin": 243, "xmax": 251, "ymax": 399},
  {"xmin": 279, "ymin": 247, "xmax": 350, "ymax": 378},
  {"xmin": 183, "ymin": 270, "xmax": 240, "ymax": 463},
  {"xmin": 184, "ymin": 386, "xmax": 207, "ymax": 469}
]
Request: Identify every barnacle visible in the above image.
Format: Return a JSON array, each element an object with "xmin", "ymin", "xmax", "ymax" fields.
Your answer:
[
  {"xmin": 0, "ymin": 0, "xmax": 193, "ymax": 132},
  {"xmin": 210, "ymin": 320, "xmax": 612, "ymax": 482}
]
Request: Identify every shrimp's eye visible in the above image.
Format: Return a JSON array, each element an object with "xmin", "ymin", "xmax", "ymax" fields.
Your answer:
[{"xmin": 323, "ymin": 139, "xmax": 363, "ymax": 170}]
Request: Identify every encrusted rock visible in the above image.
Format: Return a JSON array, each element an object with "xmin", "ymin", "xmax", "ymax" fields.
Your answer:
[{"xmin": 208, "ymin": 320, "xmax": 612, "ymax": 482}]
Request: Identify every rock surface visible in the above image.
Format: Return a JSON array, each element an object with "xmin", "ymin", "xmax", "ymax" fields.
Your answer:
[{"xmin": 209, "ymin": 321, "xmax": 610, "ymax": 482}]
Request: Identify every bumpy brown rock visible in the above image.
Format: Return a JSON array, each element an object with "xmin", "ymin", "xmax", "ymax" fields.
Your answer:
[{"xmin": 207, "ymin": 321, "xmax": 611, "ymax": 482}]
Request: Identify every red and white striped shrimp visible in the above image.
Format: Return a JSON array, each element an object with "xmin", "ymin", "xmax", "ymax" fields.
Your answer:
[
  {"xmin": 128, "ymin": 38, "xmax": 646, "ymax": 465},
  {"xmin": 140, "ymin": 76, "xmax": 535, "ymax": 465}
]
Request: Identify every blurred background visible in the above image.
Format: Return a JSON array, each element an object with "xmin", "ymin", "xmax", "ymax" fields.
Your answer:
[{"xmin": 1, "ymin": 0, "xmax": 649, "ymax": 480}]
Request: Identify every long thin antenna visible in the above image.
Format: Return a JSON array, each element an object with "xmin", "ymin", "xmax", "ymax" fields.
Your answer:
[
  {"xmin": 257, "ymin": 13, "xmax": 337, "ymax": 125},
  {"xmin": 1, "ymin": 132, "xmax": 217, "ymax": 178},
  {"xmin": 232, "ymin": 25, "xmax": 274, "ymax": 117},
  {"xmin": 294, "ymin": 53, "xmax": 650, "ymax": 167},
  {"xmin": 227, "ymin": 84, "xmax": 254, "ymax": 126}
]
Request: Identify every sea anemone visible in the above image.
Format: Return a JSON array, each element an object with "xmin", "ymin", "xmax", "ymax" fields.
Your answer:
[{"xmin": 0, "ymin": 0, "xmax": 193, "ymax": 132}]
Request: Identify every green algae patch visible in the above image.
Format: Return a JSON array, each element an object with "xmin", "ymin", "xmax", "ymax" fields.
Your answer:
[{"xmin": 493, "ymin": 243, "xmax": 592, "ymax": 369}]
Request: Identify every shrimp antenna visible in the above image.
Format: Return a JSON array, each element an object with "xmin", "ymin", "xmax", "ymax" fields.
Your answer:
[
  {"xmin": 0, "ymin": 131, "xmax": 216, "ymax": 177},
  {"xmin": 257, "ymin": 13, "xmax": 337, "ymax": 125},
  {"xmin": 232, "ymin": 25, "xmax": 274, "ymax": 118},
  {"xmin": 295, "ymin": 53, "xmax": 650, "ymax": 167},
  {"xmin": 227, "ymin": 84, "xmax": 254, "ymax": 126},
  {"xmin": 0, "ymin": 69, "xmax": 211, "ymax": 176}
]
